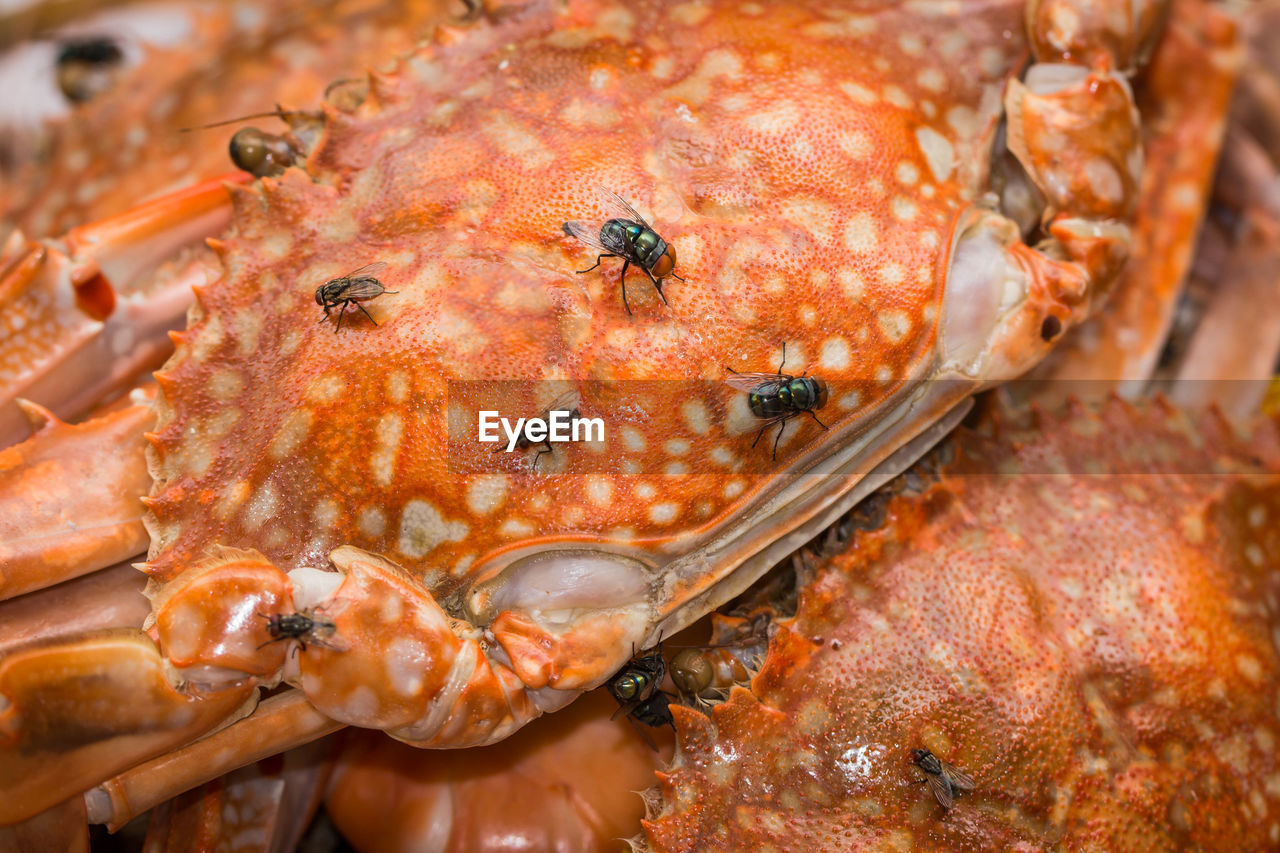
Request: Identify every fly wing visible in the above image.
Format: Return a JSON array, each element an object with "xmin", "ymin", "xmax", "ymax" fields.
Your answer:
[
  {"xmin": 340, "ymin": 261, "xmax": 388, "ymax": 279},
  {"xmin": 542, "ymin": 389, "xmax": 582, "ymax": 416},
  {"xmin": 925, "ymin": 773, "xmax": 955, "ymax": 809},
  {"xmin": 610, "ymin": 695, "xmax": 646, "ymax": 721},
  {"xmin": 594, "ymin": 186, "xmax": 651, "ymax": 228},
  {"xmin": 724, "ymin": 370, "xmax": 789, "ymax": 395},
  {"xmin": 332, "ymin": 278, "xmax": 387, "ymax": 301},
  {"xmin": 942, "ymin": 763, "xmax": 976, "ymax": 792},
  {"xmin": 562, "ymin": 220, "xmax": 611, "ymax": 252}
]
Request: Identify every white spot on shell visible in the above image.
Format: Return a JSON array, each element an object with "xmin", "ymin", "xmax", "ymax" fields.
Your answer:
[
  {"xmin": 314, "ymin": 500, "xmax": 339, "ymax": 530},
  {"xmin": 466, "ymin": 475, "xmax": 509, "ymax": 516},
  {"xmin": 621, "ymin": 426, "xmax": 647, "ymax": 452},
  {"xmin": 915, "ymin": 126, "xmax": 955, "ymax": 183},
  {"xmin": 306, "ymin": 374, "xmax": 345, "ymax": 404},
  {"xmin": 838, "ymin": 269, "xmax": 866, "ymax": 299},
  {"xmin": 371, "ymin": 414, "xmax": 404, "ymax": 488},
  {"xmin": 399, "ymin": 500, "xmax": 469, "ymax": 559},
  {"xmin": 269, "ymin": 409, "xmax": 313, "ymax": 461},
  {"xmin": 820, "ymin": 337, "xmax": 851, "ymax": 371},
  {"xmin": 891, "ymin": 197, "xmax": 918, "ymax": 222},
  {"xmin": 878, "ymin": 311, "xmax": 911, "ymax": 344},
  {"xmin": 649, "ymin": 503, "xmax": 679, "ymax": 525},
  {"xmin": 385, "ymin": 636, "xmax": 427, "ymax": 697},
  {"xmin": 358, "ymin": 507, "xmax": 387, "ymax": 538},
  {"xmin": 585, "ymin": 475, "xmax": 614, "ymax": 507},
  {"xmin": 744, "ymin": 101, "xmax": 800, "ymax": 134},
  {"xmin": 842, "ymin": 213, "xmax": 879, "ymax": 254},
  {"xmin": 681, "ymin": 400, "xmax": 711, "ymax": 434},
  {"xmin": 387, "ymin": 370, "xmax": 411, "ymax": 403},
  {"xmin": 242, "ymin": 483, "xmax": 278, "ymax": 532}
]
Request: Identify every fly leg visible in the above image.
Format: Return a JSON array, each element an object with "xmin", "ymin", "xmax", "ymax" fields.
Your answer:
[
  {"xmin": 771, "ymin": 416, "xmax": 792, "ymax": 460},
  {"xmin": 642, "ymin": 267, "xmax": 670, "ymax": 306},
  {"xmin": 618, "ymin": 260, "xmax": 632, "ymax": 315},
  {"xmin": 354, "ymin": 301, "xmax": 379, "ymax": 327},
  {"xmin": 576, "ymin": 253, "xmax": 614, "ymax": 274}
]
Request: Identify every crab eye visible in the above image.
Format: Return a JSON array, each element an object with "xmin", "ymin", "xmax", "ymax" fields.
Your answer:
[
  {"xmin": 228, "ymin": 127, "xmax": 268, "ymax": 174},
  {"xmin": 227, "ymin": 127, "xmax": 300, "ymax": 178},
  {"xmin": 669, "ymin": 648, "xmax": 713, "ymax": 694},
  {"xmin": 55, "ymin": 37, "xmax": 124, "ymax": 103}
]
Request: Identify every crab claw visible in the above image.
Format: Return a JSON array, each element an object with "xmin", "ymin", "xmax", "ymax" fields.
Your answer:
[
  {"xmin": 0, "ymin": 392, "xmax": 153, "ymax": 601},
  {"xmin": 290, "ymin": 546, "xmax": 552, "ymax": 747},
  {"xmin": 0, "ymin": 174, "xmax": 244, "ymax": 449},
  {"xmin": 1025, "ymin": 0, "xmax": 1168, "ymax": 70}
]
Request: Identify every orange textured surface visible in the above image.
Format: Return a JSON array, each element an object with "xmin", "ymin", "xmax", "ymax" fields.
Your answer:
[
  {"xmin": 145, "ymin": 0, "xmax": 1032, "ymax": 583},
  {"xmin": 645, "ymin": 399, "xmax": 1280, "ymax": 850},
  {"xmin": 2, "ymin": 0, "xmax": 461, "ymax": 239},
  {"xmin": 1032, "ymin": 0, "xmax": 1240, "ymax": 383}
]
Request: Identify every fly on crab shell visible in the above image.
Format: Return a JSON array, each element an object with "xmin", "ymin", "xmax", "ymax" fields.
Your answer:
[
  {"xmin": 912, "ymin": 748, "xmax": 976, "ymax": 810},
  {"xmin": 314, "ymin": 261, "xmax": 397, "ymax": 332},
  {"xmin": 258, "ymin": 608, "xmax": 346, "ymax": 653},
  {"xmin": 644, "ymin": 398, "xmax": 1280, "ymax": 850},
  {"xmin": 562, "ymin": 186, "xmax": 686, "ymax": 315},
  {"xmin": 725, "ymin": 343, "xmax": 831, "ymax": 460},
  {"xmin": 0, "ymin": 0, "xmax": 1254, "ymax": 845}
]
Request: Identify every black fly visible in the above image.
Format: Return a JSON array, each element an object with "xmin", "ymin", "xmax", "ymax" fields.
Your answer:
[
  {"xmin": 608, "ymin": 640, "xmax": 674, "ymax": 750},
  {"xmin": 725, "ymin": 343, "xmax": 830, "ymax": 460},
  {"xmin": 314, "ymin": 262, "xmax": 396, "ymax": 331},
  {"xmin": 259, "ymin": 609, "xmax": 344, "ymax": 653},
  {"xmin": 562, "ymin": 187, "xmax": 685, "ymax": 315},
  {"xmin": 912, "ymin": 748, "xmax": 975, "ymax": 809}
]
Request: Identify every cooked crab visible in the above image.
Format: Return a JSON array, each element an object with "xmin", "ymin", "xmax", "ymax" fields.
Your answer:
[
  {"xmin": 0, "ymin": 0, "xmax": 1195, "ymax": 837},
  {"xmin": 645, "ymin": 398, "xmax": 1280, "ymax": 850}
]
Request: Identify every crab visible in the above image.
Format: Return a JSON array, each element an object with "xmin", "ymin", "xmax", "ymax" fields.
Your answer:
[
  {"xmin": 0, "ymin": 0, "xmax": 1255, "ymax": 846},
  {"xmin": 644, "ymin": 397, "xmax": 1280, "ymax": 850}
]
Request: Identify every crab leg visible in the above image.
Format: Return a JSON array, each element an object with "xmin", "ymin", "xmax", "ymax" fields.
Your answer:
[
  {"xmin": 86, "ymin": 691, "xmax": 341, "ymax": 830},
  {"xmin": 0, "ymin": 629, "xmax": 257, "ymax": 825},
  {"xmin": 0, "ymin": 796, "xmax": 88, "ymax": 853},
  {"xmin": 0, "ymin": 558, "xmax": 148, "ymax": 654},
  {"xmin": 0, "ymin": 395, "xmax": 153, "ymax": 601},
  {"xmin": 140, "ymin": 736, "xmax": 335, "ymax": 853},
  {"xmin": 0, "ymin": 174, "xmax": 244, "ymax": 449},
  {"xmin": 1028, "ymin": 0, "xmax": 1241, "ymax": 387}
]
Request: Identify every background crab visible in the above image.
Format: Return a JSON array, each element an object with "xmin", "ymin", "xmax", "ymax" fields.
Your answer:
[{"xmin": 0, "ymin": 0, "xmax": 1277, "ymax": 850}]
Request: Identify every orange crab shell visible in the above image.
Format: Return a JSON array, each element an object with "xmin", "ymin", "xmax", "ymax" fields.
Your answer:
[
  {"xmin": 143, "ymin": 0, "xmax": 1039, "ymax": 585},
  {"xmin": 644, "ymin": 399, "xmax": 1280, "ymax": 850}
]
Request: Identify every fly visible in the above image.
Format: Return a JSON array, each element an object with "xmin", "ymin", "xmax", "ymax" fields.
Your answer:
[
  {"xmin": 258, "ymin": 609, "xmax": 346, "ymax": 653},
  {"xmin": 495, "ymin": 389, "xmax": 582, "ymax": 470},
  {"xmin": 725, "ymin": 343, "xmax": 830, "ymax": 460},
  {"xmin": 562, "ymin": 187, "xmax": 685, "ymax": 315},
  {"xmin": 608, "ymin": 639, "xmax": 674, "ymax": 750},
  {"xmin": 912, "ymin": 748, "xmax": 975, "ymax": 809},
  {"xmin": 314, "ymin": 262, "xmax": 396, "ymax": 331}
]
